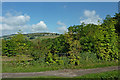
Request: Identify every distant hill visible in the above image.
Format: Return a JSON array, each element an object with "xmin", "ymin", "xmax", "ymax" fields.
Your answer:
[{"xmin": 1, "ymin": 32, "xmax": 60, "ymax": 40}]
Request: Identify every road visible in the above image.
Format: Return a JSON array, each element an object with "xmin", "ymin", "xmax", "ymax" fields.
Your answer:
[{"xmin": 2, "ymin": 66, "xmax": 119, "ymax": 78}]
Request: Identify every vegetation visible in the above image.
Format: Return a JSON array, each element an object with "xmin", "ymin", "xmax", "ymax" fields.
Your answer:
[
  {"xmin": 75, "ymin": 70, "xmax": 119, "ymax": 78},
  {"xmin": 2, "ymin": 58, "xmax": 118, "ymax": 73},
  {"xmin": 2, "ymin": 31, "xmax": 32, "ymax": 57},
  {"xmin": 1, "ymin": 32, "xmax": 60, "ymax": 40},
  {"xmin": 2, "ymin": 13, "xmax": 120, "ymax": 73}
]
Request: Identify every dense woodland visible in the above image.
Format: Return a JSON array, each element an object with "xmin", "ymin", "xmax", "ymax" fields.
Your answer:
[{"xmin": 2, "ymin": 13, "xmax": 120, "ymax": 66}]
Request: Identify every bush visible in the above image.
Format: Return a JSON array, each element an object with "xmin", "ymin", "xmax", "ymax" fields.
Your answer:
[{"xmin": 2, "ymin": 31, "xmax": 32, "ymax": 57}]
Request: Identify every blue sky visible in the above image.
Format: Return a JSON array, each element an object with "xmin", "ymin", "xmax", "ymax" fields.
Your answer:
[{"xmin": 1, "ymin": 2, "xmax": 118, "ymax": 36}]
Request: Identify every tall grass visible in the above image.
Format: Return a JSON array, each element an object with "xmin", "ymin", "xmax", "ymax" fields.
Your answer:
[{"xmin": 2, "ymin": 52, "xmax": 119, "ymax": 73}]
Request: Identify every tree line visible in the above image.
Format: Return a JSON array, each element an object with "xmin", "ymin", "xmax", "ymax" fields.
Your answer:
[{"xmin": 2, "ymin": 13, "xmax": 120, "ymax": 65}]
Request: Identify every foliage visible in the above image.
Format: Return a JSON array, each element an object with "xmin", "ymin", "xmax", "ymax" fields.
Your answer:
[
  {"xmin": 113, "ymin": 13, "xmax": 120, "ymax": 56},
  {"xmin": 49, "ymin": 34, "xmax": 70, "ymax": 54},
  {"xmin": 113, "ymin": 13, "xmax": 120, "ymax": 36},
  {"xmin": 67, "ymin": 14, "xmax": 119, "ymax": 61},
  {"xmin": 41, "ymin": 13, "xmax": 119, "ymax": 65},
  {"xmin": 64, "ymin": 32, "xmax": 81, "ymax": 65},
  {"xmin": 29, "ymin": 36, "xmax": 35, "ymax": 39},
  {"xmin": 2, "ymin": 13, "xmax": 120, "ymax": 67},
  {"xmin": 68, "ymin": 24, "xmax": 97, "ymax": 53},
  {"xmin": 2, "ymin": 31, "xmax": 31, "ymax": 57},
  {"xmin": 2, "ymin": 56, "xmax": 119, "ymax": 73},
  {"xmin": 94, "ymin": 18, "xmax": 119, "ymax": 61},
  {"xmin": 80, "ymin": 52, "xmax": 98, "ymax": 62},
  {"xmin": 45, "ymin": 51, "xmax": 56, "ymax": 64},
  {"xmin": 2, "ymin": 40, "xmax": 8, "ymax": 56}
]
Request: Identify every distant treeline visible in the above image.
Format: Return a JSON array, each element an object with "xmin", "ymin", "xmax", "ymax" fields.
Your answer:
[{"xmin": 1, "ymin": 32, "xmax": 60, "ymax": 40}]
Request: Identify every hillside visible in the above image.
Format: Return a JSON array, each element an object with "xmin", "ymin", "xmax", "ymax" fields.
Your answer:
[{"xmin": 1, "ymin": 32, "xmax": 60, "ymax": 40}]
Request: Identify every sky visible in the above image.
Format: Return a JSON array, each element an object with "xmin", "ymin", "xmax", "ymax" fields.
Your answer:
[
  {"xmin": 0, "ymin": 2, "xmax": 119, "ymax": 36},
  {"xmin": 2, "ymin": 0, "xmax": 120, "ymax": 2}
]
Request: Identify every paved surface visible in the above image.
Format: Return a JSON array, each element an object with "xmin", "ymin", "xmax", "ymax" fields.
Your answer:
[{"xmin": 2, "ymin": 66, "xmax": 119, "ymax": 78}]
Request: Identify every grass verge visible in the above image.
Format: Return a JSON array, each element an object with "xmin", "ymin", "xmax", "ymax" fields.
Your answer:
[{"xmin": 2, "ymin": 60, "xmax": 119, "ymax": 73}]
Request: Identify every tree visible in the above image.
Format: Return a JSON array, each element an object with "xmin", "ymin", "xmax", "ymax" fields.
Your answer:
[
  {"xmin": 65, "ymin": 32, "xmax": 81, "ymax": 65},
  {"xmin": 94, "ymin": 18, "xmax": 119, "ymax": 61},
  {"xmin": 2, "ymin": 39, "xmax": 8, "ymax": 56},
  {"xmin": 2, "ymin": 30, "xmax": 31, "ymax": 57},
  {"xmin": 49, "ymin": 34, "xmax": 70, "ymax": 54},
  {"xmin": 113, "ymin": 13, "xmax": 120, "ymax": 36}
]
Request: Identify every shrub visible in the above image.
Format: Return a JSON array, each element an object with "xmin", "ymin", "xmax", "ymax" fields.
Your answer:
[{"xmin": 2, "ymin": 31, "xmax": 32, "ymax": 57}]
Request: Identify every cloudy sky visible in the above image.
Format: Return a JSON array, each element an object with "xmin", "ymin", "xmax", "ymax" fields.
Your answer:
[{"xmin": 0, "ymin": 2, "xmax": 118, "ymax": 36}]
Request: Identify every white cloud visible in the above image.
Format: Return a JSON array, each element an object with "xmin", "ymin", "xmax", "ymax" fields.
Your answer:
[
  {"xmin": 80, "ymin": 10, "xmax": 102, "ymax": 25},
  {"xmin": 0, "ymin": 24, "xmax": 14, "ymax": 30},
  {"xmin": 0, "ymin": 16, "xmax": 2, "ymax": 22},
  {"xmin": 57, "ymin": 21, "xmax": 66, "ymax": 26},
  {"xmin": 57, "ymin": 26, "xmax": 67, "ymax": 33},
  {"xmin": 84, "ymin": 10, "xmax": 96, "ymax": 17},
  {"xmin": 32, "ymin": 21, "xmax": 48, "ymax": 32},
  {"xmin": 57, "ymin": 21, "xmax": 68, "ymax": 33},
  {"xmin": 0, "ymin": 12, "xmax": 50, "ymax": 36},
  {"xmin": 0, "ymin": 12, "xmax": 31, "ymax": 36},
  {"xmin": 0, "ymin": 24, "xmax": 2, "ymax": 31},
  {"xmin": 2, "ymin": 15, "xmax": 30, "ymax": 26},
  {"xmin": 0, "ymin": 12, "xmax": 30, "ymax": 31}
]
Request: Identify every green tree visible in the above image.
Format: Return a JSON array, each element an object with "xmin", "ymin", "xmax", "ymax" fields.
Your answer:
[
  {"xmin": 65, "ymin": 32, "xmax": 81, "ymax": 65},
  {"xmin": 2, "ymin": 30, "xmax": 31, "ymax": 57},
  {"xmin": 94, "ymin": 18, "xmax": 119, "ymax": 61},
  {"xmin": 2, "ymin": 40, "xmax": 8, "ymax": 56}
]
